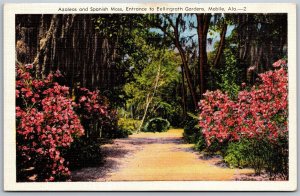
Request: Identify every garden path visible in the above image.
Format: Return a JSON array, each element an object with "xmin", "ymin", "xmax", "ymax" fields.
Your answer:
[{"xmin": 71, "ymin": 129, "xmax": 253, "ymax": 181}]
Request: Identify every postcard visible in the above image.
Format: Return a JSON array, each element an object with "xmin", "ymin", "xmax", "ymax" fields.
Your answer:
[{"xmin": 3, "ymin": 3, "xmax": 297, "ymax": 191}]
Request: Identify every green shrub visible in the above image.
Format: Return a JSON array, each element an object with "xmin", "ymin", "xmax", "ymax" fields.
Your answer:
[
  {"xmin": 224, "ymin": 137, "xmax": 288, "ymax": 179},
  {"xmin": 61, "ymin": 137, "xmax": 103, "ymax": 170},
  {"xmin": 265, "ymin": 136, "xmax": 288, "ymax": 179},
  {"xmin": 183, "ymin": 120, "xmax": 199, "ymax": 143},
  {"xmin": 224, "ymin": 140, "xmax": 251, "ymax": 168},
  {"xmin": 143, "ymin": 118, "xmax": 170, "ymax": 132},
  {"xmin": 118, "ymin": 118, "xmax": 141, "ymax": 133},
  {"xmin": 183, "ymin": 113, "xmax": 207, "ymax": 152},
  {"xmin": 194, "ymin": 137, "xmax": 206, "ymax": 152},
  {"xmin": 183, "ymin": 113, "xmax": 202, "ymax": 143},
  {"xmin": 224, "ymin": 139, "xmax": 266, "ymax": 174},
  {"xmin": 247, "ymin": 137, "xmax": 288, "ymax": 178},
  {"xmin": 200, "ymin": 140, "xmax": 228, "ymax": 157}
]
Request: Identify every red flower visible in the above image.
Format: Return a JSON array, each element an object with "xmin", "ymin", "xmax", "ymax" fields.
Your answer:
[
  {"xmin": 199, "ymin": 65, "xmax": 287, "ymax": 145},
  {"xmin": 272, "ymin": 59, "xmax": 287, "ymax": 68},
  {"xmin": 16, "ymin": 63, "xmax": 85, "ymax": 181}
]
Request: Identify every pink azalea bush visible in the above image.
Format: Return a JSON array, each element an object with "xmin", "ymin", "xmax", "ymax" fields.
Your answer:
[
  {"xmin": 199, "ymin": 90, "xmax": 237, "ymax": 145},
  {"xmin": 74, "ymin": 88, "xmax": 118, "ymax": 139},
  {"xmin": 198, "ymin": 59, "xmax": 288, "ymax": 177},
  {"xmin": 60, "ymin": 88, "xmax": 118, "ymax": 170},
  {"xmin": 16, "ymin": 64, "xmax": 84, "ymax": 181},
  {"xmin": 236, "ymin": 67, "xmax": 287, "ymax": 142},
  {"xmin": 199, "ymin": 59, "xmax": 287, "ymax": 145}
]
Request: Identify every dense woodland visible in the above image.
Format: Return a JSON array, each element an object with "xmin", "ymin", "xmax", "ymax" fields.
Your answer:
[{"xmin": 16, "ymin": 14, "xmax": 288, "ymax": 181}]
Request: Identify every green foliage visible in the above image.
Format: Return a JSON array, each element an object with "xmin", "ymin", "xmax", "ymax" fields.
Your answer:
[
  {"xmin": 183, "ymin": 113, "xmax": 202, "ymax": 143},
  {"xmin": 202, "ymin": 140, "xmax": 228, "ymax": 157},
  {"xmin": 143, "ymin": 118, "xmax": 170, "ymax": 132},
  {"xmin": 155, "ymin": 102, "xmax": 183, "ymax": 127},
  {"xmin": 210, "ymin": 46, "xmax": 241, "ymax": 98},
  {"xmin": 194, "ymin": 137, "xmax": 206, "ymax": 152},
  {"xmin": 224, "ymin": 140, "xmax": 251, "ymax": 168},
  {"xmin": 246, "ymin": 138, "xmax": 288, "ymax": 177},
  {"xmin": 118, "ymin": 118, "xmax": 141, "ymax": 133},
  {"xmin": 264, "ymin": 137, "xmax": 288, "ymax": 179},
  {"xmin": 62, "ymin": 138, "xmax": 103, "ymax": 170},
  {"xmin": 224, "ymin": 138, "xmax": 288, "ymax": 178},
  {"xmin": 124, "ymin": 45, "xmax": 182, "ymax": 125},
  {"xmin": 93, "ymin": 15, "xmax": 164, "ymax": 108}
]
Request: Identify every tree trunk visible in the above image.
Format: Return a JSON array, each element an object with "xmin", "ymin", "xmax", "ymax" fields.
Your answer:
[
  {"xmin": 196, "ymin": 13, "xmax": 211, "ymax": 98},
  {"xmin": 174, "ymin": 14, "xmax": 198, "ymax": 109},
  {"xmin": 137, "ymin": 55, "xmax": 162, "ymax": 133},
  {"xmin": 150, "ymin": 14, "xmax": 198, "ymax": 110},
  {"xmin": 16, "ymin": 14, "xmax": 120, "ymax": 93},
  {"xmin": 33, "ymin": 14, "xmax": 58, "ymax": 79},
  {"xmin": 213, "ymin": 22, "xmax": 228, "ymax": 68}
]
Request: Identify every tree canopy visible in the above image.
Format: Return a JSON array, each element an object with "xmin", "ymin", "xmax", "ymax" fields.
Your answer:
[{"xmin": 16, "ymin": 13, "xmax": 287, "ymax": 125}]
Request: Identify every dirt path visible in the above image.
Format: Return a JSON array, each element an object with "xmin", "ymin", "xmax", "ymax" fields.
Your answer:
[{"xmin": 71, "ymin": 129, "xmax": 253, "ymax": 181}]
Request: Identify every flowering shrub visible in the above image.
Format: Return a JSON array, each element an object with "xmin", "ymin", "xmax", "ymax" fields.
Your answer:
[
  {"xmin": 16, "ymin": 64, "xmax": 84, "ymax": 181},
  {"xmin": 199, "ymin": 60, "xmax": 287, "ymax": 145},
  {"xmin": 236, "ymin": 67, "xmax": 287, "ymax": 141},
  {"xmin": 199, "ymin": 59, "xmax": 288, "ymax": 177},
  {"xmin": 199, "ymin": 90, "xmax": 237, "ymax": 145},
  {"xmin": 74, "ymin": 88, "xmax": 118, "ymax": 139}
]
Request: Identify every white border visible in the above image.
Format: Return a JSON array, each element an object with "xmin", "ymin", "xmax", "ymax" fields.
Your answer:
[{"xmin": 3, "ymin": 3, "xmax": 297, "ymax": 191}]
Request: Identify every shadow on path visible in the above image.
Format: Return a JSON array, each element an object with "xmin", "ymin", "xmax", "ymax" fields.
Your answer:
[
  {"xmin": 71, "ymin": 129, "xmax": 255, "ymax": 181},
  {"xmin": 71, "ymin": 132, "xmax": 183, "ymax": 181}
]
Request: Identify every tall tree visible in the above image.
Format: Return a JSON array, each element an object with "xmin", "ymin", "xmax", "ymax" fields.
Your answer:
[
  {"xmin": 213, "ymin": 19, "xmax": 228, "ymax": 69},
  {"xmin": 196, "ymin": 13, "xmax": 211, "ymax": 97},
  {"xmin": 148, "ymin": 14, "xmax": 198, "ymax": 109},
  {"xmin": 137, "ymin": 53, "xmax": 162, "ymax": 133}
]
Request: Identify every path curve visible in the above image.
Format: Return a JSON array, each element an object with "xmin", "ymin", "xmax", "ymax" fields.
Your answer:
[{"xmin": 71, "ymin": 129, "xmax": 253, "ymax": 181}]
